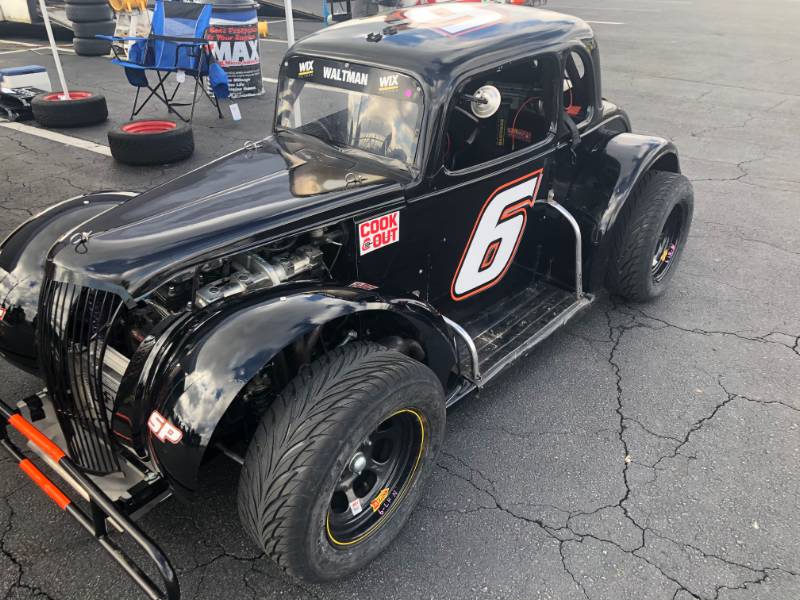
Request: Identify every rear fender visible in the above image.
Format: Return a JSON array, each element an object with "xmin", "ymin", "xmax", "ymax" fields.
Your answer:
[
  {"xmin": 596, "ymin": 133, "xmax": 680, "ymax": 240},
  {"xmin": 133, "ymin": 286, "xmax": 456, "ymax": 495},
  {"xmin": 559, "ymin": 132, "xmax": 680, "ymax": 292}
]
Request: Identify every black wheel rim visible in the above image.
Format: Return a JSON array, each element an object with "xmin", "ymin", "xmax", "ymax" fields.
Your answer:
[
  {"xmin": 651, "ymin": 205, "xmax": 684, "ymax": 283},
  {"xmin": 326, "ymin": 409, "xmax": 425, "ymax": 546}
]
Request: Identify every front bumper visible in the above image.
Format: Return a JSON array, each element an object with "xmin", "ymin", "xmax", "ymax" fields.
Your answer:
[{"xmin": 0, "ymin": 397, "xmax": 180, "ymax": 600}]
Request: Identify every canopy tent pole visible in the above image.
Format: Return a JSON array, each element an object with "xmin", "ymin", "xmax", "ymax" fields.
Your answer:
[
  {"xmin": 36, "ymin": 0, "xmax": 70, "ymax": 98},
  {"xmin": 285, "ymin": 0, "xmax": 295, "ymax": 46}
]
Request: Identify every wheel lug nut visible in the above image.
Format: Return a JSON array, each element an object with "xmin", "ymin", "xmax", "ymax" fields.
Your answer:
[{"xmin": 349, "ymin": 452, "xmax": 367, "ymax": 475}]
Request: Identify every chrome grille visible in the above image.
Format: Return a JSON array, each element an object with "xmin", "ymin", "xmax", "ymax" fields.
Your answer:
[{"xmin": 38, "ymin": 278, "xmax": 122, "ymax": 474}]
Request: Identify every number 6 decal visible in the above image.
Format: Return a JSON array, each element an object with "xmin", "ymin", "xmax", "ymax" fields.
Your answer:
[{"xmin": 451, "ymin": 169, "xmax": 543, "ymax": 301}]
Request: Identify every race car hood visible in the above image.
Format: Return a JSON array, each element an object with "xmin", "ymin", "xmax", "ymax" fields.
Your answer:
[{"xmin": 48, "ymin": 134, "xmax": 405, "ymax": 298}]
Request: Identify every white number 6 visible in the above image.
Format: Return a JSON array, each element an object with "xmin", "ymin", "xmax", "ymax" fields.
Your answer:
[{"xmin": 451, "ymin": 170, "xmax": 543, "ymax": 301}]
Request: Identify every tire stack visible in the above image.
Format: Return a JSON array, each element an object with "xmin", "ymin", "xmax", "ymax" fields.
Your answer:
[{"xmin": 66, "ymin": 0, "xmax": 116, "ymax": 56}]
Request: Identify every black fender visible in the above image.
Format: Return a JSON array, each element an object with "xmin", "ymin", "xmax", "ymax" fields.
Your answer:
[
  {"xmin": 595, "ymin": 132, "xmax": 680, "ymax": 241},
  {"xmin": 0, "ymin": 192, "xmax": 133, "ymax": 374},
  {"xmin": 128, "ymin": 285, "xmax": 457, "ymax": 496},
  {"xmin": 558, "ymin": 130, "xmax": 681, "ymax": 293}
]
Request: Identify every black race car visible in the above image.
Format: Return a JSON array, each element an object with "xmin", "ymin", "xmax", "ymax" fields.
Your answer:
[{"xmin": 0, "ymin": 4, "xmax": 693, "ymax": 598}]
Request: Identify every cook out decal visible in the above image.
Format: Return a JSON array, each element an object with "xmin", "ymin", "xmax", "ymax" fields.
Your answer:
[{"xmin": 358, "ymin": 211, "xmax": 400, "ymax": 255}]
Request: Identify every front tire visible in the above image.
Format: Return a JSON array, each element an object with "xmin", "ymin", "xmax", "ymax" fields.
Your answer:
[
  {"xmin": 606, "ymin": 170, "xmax": 694, "ymax": 301},
  {"xmin": 237, "ymin": 343, "xmax": 446, "ymax": 583}
]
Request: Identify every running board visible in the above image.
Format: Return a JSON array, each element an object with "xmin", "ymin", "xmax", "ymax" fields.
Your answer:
[
  {"xmin": 479, "ymin": 293, "xmax": 592, "ymax": 384},
  {"xmin": 445, "ymin": 292, "xmax": 592, "ymax": 406}
]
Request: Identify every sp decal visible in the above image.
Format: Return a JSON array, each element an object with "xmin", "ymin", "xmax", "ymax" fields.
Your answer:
[
  {"xmin": 147, "ymin": 411, "xmax": 184, "ymax": 444},
  {"xmin": 358, "ymin": 211, "xmax": 400, "ymax": 255}
]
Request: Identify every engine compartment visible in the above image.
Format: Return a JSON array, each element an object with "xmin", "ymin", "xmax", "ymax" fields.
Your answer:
[
  {"xmin": 151, "ymin": 225, "xmax": 344, "ymax": 314},
  {"xmin": 109, "ymin": 225, "xmax": 346, "ymax": 364}
]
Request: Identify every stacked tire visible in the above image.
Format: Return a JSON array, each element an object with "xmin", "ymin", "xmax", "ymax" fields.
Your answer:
[{"xmin": 66, "ymin": 0, "xmax": 116, "ymax": 56}]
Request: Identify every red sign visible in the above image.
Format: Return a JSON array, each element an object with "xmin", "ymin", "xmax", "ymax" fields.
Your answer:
[{"xmin": 358, "ymin": 211, "xmax": 400, "ymax": 255}]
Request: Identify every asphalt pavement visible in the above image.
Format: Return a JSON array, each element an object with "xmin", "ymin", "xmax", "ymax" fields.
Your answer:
[{"xmin": 1, "ymin": 0, "xmax": 799, "ymax": 598}]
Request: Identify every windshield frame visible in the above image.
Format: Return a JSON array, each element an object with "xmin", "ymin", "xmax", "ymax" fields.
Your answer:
[{"xmin": 273, "ymin": 53, "xmax": 427, "ymax": 176}]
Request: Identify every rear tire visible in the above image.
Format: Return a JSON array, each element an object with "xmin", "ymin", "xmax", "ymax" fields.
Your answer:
[
  {"xmin": 237, "ymin": 342, "xmax": 446, "ymax": 583},
  {"xmin": 107, "ymin": 120, "xmax": 194, "ymax": 165},
  {"xmin": 606, "ymin": 170, "xmax": 694, "ymax": 302},
  {"xmin": 31, "ymin": 91, "xmax": 108, "ymax": 127}
]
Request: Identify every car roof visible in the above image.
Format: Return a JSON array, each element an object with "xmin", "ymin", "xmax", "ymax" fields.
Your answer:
[{"xmin": 289, "ymin": 4, "xmax": 593, "ymax": 89}]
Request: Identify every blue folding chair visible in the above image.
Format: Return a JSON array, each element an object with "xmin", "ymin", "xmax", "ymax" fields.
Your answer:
[{"xmin": 99, "ymin": 0, "xmax": 229, "ymax": 122}]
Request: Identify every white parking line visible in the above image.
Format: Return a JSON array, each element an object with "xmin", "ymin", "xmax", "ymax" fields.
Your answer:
[
  {"xmin": 260, "ymin": 38, "xmax": 288, "ymax": 44},
  {"xmin": 0, "ymin": 121, "xmax": 111, "ymax": 157},
  {"xmin": 0, "ymin": 39, "xmax": 40, "ymax": 47},
  {"xmin": 262, "ymin": 76, "xmax": 278, "ymax": 84},
  {"xmin": 585, "ymin": 20, "xmax": 625, "ymax": 25},
  {"xmin": 0, "ymin": 46, "xmax": 75, "ymax": 55}
]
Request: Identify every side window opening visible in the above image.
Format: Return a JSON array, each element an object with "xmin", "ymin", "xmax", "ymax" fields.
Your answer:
[
  {"xmin": 443, "ymin": 56, "xmax": 556, "ymax": 172},
  {"xmin": 564, "ymin": 50, "xmax": 592, "ymax": 124}
]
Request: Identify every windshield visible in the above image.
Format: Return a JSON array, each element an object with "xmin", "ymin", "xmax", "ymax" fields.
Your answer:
[{"xmin": 276, "ymin": 56, "xmax": 424, "ymax": 168}]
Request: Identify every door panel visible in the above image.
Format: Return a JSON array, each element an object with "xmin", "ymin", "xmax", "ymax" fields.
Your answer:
[{"xmin": 406, "ymin": 153, "xmax": 553, "ymax": 322}]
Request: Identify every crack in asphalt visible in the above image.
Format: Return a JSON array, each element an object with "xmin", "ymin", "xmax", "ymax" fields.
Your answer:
[
  {"xmin": 649, "ymin": 376, "xmax": 735, "ymax": 470},
  {"xmin": 685, "ymin": 147, "xmax": 800, "ymax": 194},
  {"xmin": 619, "ymin": 303, "xmax": 800, "ymax": 359},
  {"xmin": 0, "ymin": 495, "xmax": 58, "ymax": 600},
  {"xmin": 168, "ymin": 509, "xmax": 324, "ymax": 600},
  {"xmin": 424, "ymin": 299, "xmax": 799, "ymax": 600}
]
